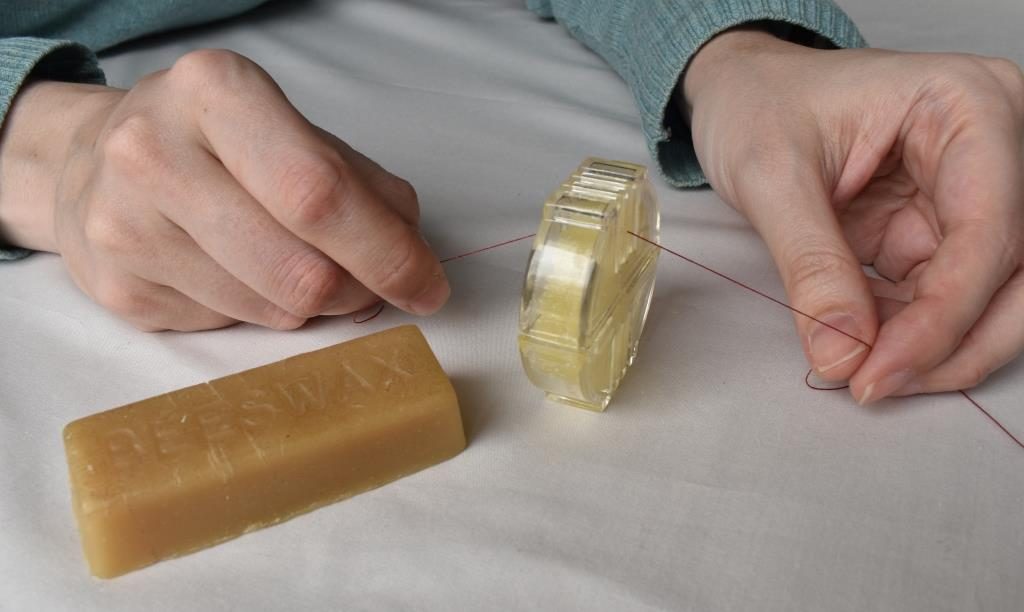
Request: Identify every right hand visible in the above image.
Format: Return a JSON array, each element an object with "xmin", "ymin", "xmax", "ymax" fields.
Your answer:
[
  {"xmin": 0, "ymin": 49, "xmax": 449, "ymax": 331},
  {"xmin": 681, "ymin": 29, "xmax": 1024, "ymax": 403}
]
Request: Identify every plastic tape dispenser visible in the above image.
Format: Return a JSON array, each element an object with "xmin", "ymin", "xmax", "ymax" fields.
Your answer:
[{"xmin": 518, "ymin": 158, "xmax": 660, "ymax": 412}]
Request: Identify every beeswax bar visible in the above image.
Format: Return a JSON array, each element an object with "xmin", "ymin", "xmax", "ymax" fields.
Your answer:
[{"xmin": 63, "ymin": 325, "xmax": 465, "ymax": 578}]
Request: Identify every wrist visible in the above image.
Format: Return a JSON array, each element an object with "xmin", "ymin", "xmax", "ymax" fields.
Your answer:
[
  {"xmin": 0, "ymin": 80, "xmax": 120, "ymax": 252},
  {"xmin": 681, "ymin": 27, "xmax": 803, "ymax": 121}
]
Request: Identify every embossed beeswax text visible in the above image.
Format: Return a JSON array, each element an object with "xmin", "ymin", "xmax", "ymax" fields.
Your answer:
[{"xmin": 88, "ymin": 346, "xmax": 423, "ymax": 483}]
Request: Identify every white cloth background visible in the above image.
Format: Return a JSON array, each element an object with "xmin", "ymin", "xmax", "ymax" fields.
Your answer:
[{"xmin": 2, "ymin": 1, "xmax": 1022, "ymax": 610}]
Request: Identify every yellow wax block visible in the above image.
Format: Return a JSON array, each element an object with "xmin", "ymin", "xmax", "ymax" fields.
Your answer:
[{"xmin": 63, "ymin": 325, "xmax": 465, "ymax": 579}]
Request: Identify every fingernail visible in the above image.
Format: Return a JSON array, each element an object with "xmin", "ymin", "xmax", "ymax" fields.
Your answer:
[
  {"xmin": 409, "ymin": 271, "xmax": 450, "ymax": 315},
  {"xmin": 858, "ymin": 369, "xmax": 914, "ymax": 405},
  {"xmin": 808, "ymin": 313, "xmax": 867, "ymax": 375}
]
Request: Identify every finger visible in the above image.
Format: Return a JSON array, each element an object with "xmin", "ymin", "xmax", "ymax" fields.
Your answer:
[
  {"xmin": 867, "ymin": 275, "xmax": 913, "ymax": 324},
  {"xmin": 867, "ymin": 275, "xmax": 914, "ymax": 303},
  {"xmin": 875, "ymin": 295, "xmax": 908, "ymax": 324},
  {"xmin": 872, "ymin": 202, "xmax": 940, "ymax": 281},
  {"xmin": 850, "ymin": 124, "xmax": 1023, "ymax": 403},
  {"xmin": 160, "ymin": 152, "xmax": 377, "ymax": 319},
  {"xmin": 838, "ymin": 170, "xmax": 915, "ymax": 264},
  {"xmin": 835, "ymin": 183, "xmax": 937, "ymax": 282},
  {"xmin": 90, "ymin": 272, "xmax": 237, "ymax": 332},
  {"xmin": 314, "ymin": 127, "xmax": 420, "ymax": 226},
  {"xmin": 123, "ymin": 225, "xmax": 308, "ymax": 330},
  {"xmin": 171, "ymin": 51, "xmax": 448, "ymax": 314},
  {"xmin": 838, "ymin": 173, "xmax": 941, "ymax": 280},
  {"xmin": 890, "ymin": 266, "xmax": 1024, "ymax": 395},
  {"xmin": 738, "ymin": 167, "xmax": 877, "ymax": 381},
  {"xmin": 241, "ymin": 133, "xmax": 446, "ymax": 315}
]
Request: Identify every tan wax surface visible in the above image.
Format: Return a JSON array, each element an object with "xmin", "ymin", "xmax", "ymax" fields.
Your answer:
[{"xmin": 63, "ymin": 325, "xmax": 465, "ymax": 578}]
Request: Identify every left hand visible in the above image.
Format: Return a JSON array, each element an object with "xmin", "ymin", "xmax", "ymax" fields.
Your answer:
[
  {"xmin": 681, "ymin": 28, "xmax": 1024, "ymax": 403},
  {"xmin": 0, "ymin": 51, "xmax": 448, "ymax": 332}
]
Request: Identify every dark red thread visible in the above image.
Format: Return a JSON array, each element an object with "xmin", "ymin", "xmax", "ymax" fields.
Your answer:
[
  {"xmin": 350, "ymin": 234, "xmax": 536, "ymax": 323},
  {"xmin": 440, "ymin": 233, "xmax": 536, "ymax": 264},
  {"xmin": 805, "ymin": 369, "xmax": 850, "ymax": 391},
  {"xmin": 959, "ymin": 390, "xmax": 1024, "ymax": 449},
  {"xmin": 352, "ymin": 301, "xmax": 385, "ymax": 324},
  {"xmin": 628, "ymin": 231, "xmax": 869, "ymax": 348},
  {"xmin": 630, "ymin": 230, "xmax": 1023, "ymax": 452},
  {"xmin": 351, "ymin": 228, "xmax": 1021, "ymax": 451}
]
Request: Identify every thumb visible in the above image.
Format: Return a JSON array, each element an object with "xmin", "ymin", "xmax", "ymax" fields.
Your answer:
[{"xmin": 739, "ymin": 173, "xmax": 878, "ymax": 381}]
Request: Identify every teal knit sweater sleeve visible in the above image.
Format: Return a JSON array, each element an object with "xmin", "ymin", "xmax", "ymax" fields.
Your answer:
[
  {"xmin": 0, "ymin": 0, "xmax": 866, "ymax": 260},
  {"xmin": 527, "ymin": 0, "xmax": 866, "ymax": 187}
]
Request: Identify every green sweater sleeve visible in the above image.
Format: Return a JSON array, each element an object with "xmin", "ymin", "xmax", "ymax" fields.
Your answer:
[{"xmin": 526, "ymin": 0, "xmax": 867, "ymax": 187}]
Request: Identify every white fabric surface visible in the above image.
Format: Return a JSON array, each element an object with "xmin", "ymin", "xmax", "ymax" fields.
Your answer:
[{"xmin": 2, "ymin": 1, "xmax": 1022, "ymax": 610}]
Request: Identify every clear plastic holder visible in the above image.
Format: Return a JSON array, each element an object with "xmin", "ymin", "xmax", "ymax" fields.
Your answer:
[{"xmin": 518, "ymin": 158, "xmax": 660, "ymax": 411}]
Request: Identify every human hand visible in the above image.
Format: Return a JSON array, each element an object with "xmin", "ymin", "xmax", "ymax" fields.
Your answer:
[
  {"xmin": 0, "ymin": 50, "xmax": 448, "ymax": 331},
  {"xmin": 681, "ymin": 29, "xmax": 1024, "ymax": 403}
]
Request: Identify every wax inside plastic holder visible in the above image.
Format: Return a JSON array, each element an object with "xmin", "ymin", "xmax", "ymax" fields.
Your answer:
[{"xmin": 518, "ymin": 158, "xmax": 660, "ymax": 411}]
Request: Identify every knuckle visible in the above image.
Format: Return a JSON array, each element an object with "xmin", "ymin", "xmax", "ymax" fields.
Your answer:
[
  {"xmin": 387, "ymin": 177, "xmax": 418, "ymax": 205},
  {"xmin": 974, "ymin": 57, "xmax": 1024, "ymax": 117},
  {"xmin": 270, "ymin": 250, "xmax": 343, "ymax": 317},
  {"xmin": 169, "ymin": 49, "xmax": 253, "ymax": 88},
  {"xmin": 919, "ymin": 57, "xmax": 987, "ymax": 107},
  {"xmin": 82, "ymin": 212, "xmax": 129, "ymax": 254},
  {"xmin": 385, "ymin": 177, "xmax": 420, "ymax": 224},
  {"xmin": 985, "ymin": 57, "xmax": 1024, "ymax": 93},
  {"xmin": 279, "ymin": 156, "xmax": 351, "ymax": 228},
  {"xmin": 933, "ymin": 56, "xmax": 1024, "ymax": 116},
  {"xmin": 784, "ymin": 244, "xmax": 858, "ymax": 301},
  {"xmin": 101, "ymin": 113, "xmax": 165, "ymax": 173}
]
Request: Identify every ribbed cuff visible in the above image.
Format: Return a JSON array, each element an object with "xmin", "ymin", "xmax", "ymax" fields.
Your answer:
[
  {"xmin": 529, "ymin": 0, "xmax": 867, "ymax": 188},
  {"xmin": 0, "ymin": 37, "xmax": 106, "ymax": 260}
]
